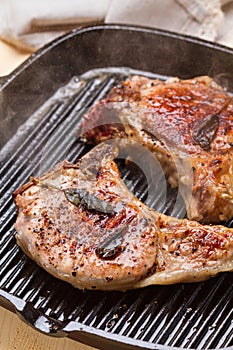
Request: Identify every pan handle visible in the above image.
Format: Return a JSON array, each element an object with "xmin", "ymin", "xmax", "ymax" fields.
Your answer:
[
  {"xmin": 18, "ymin": 301, "xmax": 68, "ymax": 337},
  {"xmin": 0, "ymin": 290, "xmax": 68, "ymax": 337}
]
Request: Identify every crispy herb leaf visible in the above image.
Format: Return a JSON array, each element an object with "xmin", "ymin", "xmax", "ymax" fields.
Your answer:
[
  {"xmin": 64, "ymin": 188, "xmax": 115, "ymax": 214},
  {"xmin": 193, "ymin": 113, "xmax": 219, "ymax": 151},
  {"xmin": 193, "ymin": 97, "xmax": 232, "ymax": 151},
  {"xmin": 95, "ymin": 228, "xmax": 125, "ymax": 260}
]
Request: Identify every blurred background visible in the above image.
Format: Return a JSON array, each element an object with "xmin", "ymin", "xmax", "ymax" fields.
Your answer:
[{"xmin": 0, "ymin": 0, "xmax": 233, "ymax": 75}]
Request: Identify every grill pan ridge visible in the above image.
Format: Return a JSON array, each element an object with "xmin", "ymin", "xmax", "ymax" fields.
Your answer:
[{"xmin": 0, "ymin": 25, "xmax": 233, "ymax": 350}]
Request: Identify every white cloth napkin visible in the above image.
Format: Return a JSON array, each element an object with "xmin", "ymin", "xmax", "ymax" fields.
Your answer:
[
  {"xmin": 0, "ymin": 0, "xmax": 232, "ymax": 51},
  {"xmin": 0, "ymin": 0, "xmax": 111, "ymax": 50},
  {"xmin": 106, "ymin": 0, "xmax": 233, "ymax": 47}
]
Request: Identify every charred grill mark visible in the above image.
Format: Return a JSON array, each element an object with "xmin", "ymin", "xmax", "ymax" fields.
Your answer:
[
  {"xmin": 141, "ymin": 128, "xmax": 160, "ymax": 142},
  {"xmin": 145, "ymin": 262, "xmax": 158, "ymax": 275},
  {"xmin": 138, "ymin": 261, "xmax": 158, "ymax": 281},
  {"xmin": 209, "ymin": 159, "xmax": 222, "ymax": 167}
]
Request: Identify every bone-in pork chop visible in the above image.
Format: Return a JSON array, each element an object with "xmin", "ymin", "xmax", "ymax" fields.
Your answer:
[
  {"xmin": 82, "ymin": 76, "xmax": 233, "ymax": 223},
  {"xmin": 14, "ymin": 143, "xmax": 233, "ymax": 290}
]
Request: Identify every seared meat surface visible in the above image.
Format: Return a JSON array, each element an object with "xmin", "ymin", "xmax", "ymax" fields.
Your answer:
[
  {"xmin": 82, "ymin": 76, "xmax": 233, "ymax": 223},
  {"xmin": 14, "ymin": 143, "xmax": 233, "ymax": 291}
]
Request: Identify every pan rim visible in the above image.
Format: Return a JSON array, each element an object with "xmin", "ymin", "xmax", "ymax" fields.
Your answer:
[{"xmin": 0, "ymin": 23, "xmax": 233, "ymax": 91}]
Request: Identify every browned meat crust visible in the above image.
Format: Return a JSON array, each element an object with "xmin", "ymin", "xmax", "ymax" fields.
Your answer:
[{"xmin": 82, "ymin": 76, "xmax": 233, "ymax": 223}]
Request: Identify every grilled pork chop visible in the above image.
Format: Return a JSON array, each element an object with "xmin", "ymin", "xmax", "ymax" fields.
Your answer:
[
  {"xmin": 14, "ymin": 143, "xmax": 233, "ymax": 291},
  {"xmin": 82, "ymin": 76, "xmax": 233, "ymax": 223}
]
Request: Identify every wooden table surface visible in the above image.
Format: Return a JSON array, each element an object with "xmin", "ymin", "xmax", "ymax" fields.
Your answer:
[{"xmin": 0, "ymin": 39, "xmax": 97, "ymax": 350}]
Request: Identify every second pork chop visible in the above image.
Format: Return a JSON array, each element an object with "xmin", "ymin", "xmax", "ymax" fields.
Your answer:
[{"xmin": 82, "ymin": 76, "xmax": 233, "ymax": 223}]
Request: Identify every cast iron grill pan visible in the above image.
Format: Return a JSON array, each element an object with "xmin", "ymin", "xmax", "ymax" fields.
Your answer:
[{"xmin": 0, "ymin": 25, "xmax": 233, "ymax": 350}]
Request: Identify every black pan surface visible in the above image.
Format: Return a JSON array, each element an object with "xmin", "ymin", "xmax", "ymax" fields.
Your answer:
[{"xmin": 0, "ymin": 25, "xmax": 232, "ymax": 350}]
